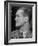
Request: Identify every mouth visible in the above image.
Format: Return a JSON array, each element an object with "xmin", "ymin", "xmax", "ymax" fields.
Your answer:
[{"xmin": 16, "ymin": 21, "xmax": 19, "ymax": 23}]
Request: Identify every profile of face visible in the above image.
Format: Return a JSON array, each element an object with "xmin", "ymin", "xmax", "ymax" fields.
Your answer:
[{"xmin": 15, "ymin": 9, "xmax": 29, "ymax": 26}]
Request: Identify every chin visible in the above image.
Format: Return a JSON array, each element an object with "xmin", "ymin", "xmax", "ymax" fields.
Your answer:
[{"xmin": 16, "ymin": 24, "xmax": 21, "ymax": 27}]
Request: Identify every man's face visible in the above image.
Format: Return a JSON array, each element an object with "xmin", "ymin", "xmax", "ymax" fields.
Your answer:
[{"xmin": 15, "ymin": 9, "xmax": 26, "ymax": 26}]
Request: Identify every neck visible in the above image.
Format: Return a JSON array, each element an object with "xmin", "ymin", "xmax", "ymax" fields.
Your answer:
[{"xmin": 20, "ymin": 22, "xmax": 30, "ymax": 33}]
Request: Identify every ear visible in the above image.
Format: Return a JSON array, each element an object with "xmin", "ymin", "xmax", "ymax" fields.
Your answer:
[{"xmin": 24, "ymin": 16, "xmax": 29, "ymax": 22}]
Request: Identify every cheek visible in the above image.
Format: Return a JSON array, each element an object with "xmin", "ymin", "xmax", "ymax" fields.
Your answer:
[
  {"xmin": 17, "ymin": 17, "xmax": 24, "ymax": 23},
  {"xmin": 20, "ymin": 18, "xmax": 24, "ymax": 22}
]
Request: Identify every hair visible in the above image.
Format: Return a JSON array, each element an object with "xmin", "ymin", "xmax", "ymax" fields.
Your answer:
[{"xmin": 19, "ymin": 7, "xmax": 32, "ymax": 17}]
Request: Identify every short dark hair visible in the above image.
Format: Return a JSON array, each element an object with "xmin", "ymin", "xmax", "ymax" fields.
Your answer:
[
  {"xmin": 20, "ymin": 7, "xmax": 32, "ymax": 24},
  {"xmin": 21, "ymin": 7, "xmax": 32, "ymax": 17}
]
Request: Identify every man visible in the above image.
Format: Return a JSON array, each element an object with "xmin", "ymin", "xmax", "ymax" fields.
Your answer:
[{"xmin": 11, "ymin": 7, "xmax": 32, "ymax": 39}]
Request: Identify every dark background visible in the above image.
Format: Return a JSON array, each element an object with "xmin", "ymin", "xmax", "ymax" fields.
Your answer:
[{"xmin": 11, "ymin": 6, "xmax": 20, "ymax": 31}]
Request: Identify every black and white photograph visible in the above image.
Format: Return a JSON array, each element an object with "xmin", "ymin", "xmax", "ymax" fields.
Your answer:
[{"xmin": 4, "ymin": 1, "xmax": 37, "ymax": 45}]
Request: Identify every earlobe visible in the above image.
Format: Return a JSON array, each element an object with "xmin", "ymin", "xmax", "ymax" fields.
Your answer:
[{"xmin": 24, "ymin": 17, "xmax": 29, "ymax": 22}]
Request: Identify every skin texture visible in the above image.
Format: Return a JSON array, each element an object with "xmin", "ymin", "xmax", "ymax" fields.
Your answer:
[{"xmin": 15, "ymin": 9, "xmax": 29, "ymax": 27}]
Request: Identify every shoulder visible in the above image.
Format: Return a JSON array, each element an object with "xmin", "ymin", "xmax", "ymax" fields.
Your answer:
[
  {"xmin": 11, "ymin": 30, "xmax": 19, "ymax": 38},
  {"xmin": 26, "ymin": 31, "xmax": 32, "ymax": 38}
]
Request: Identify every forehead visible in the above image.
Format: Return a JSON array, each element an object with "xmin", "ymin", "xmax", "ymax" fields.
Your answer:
[{"xmin": 16, "ymin": 9, "xmax": 24, "ymax": 15}]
